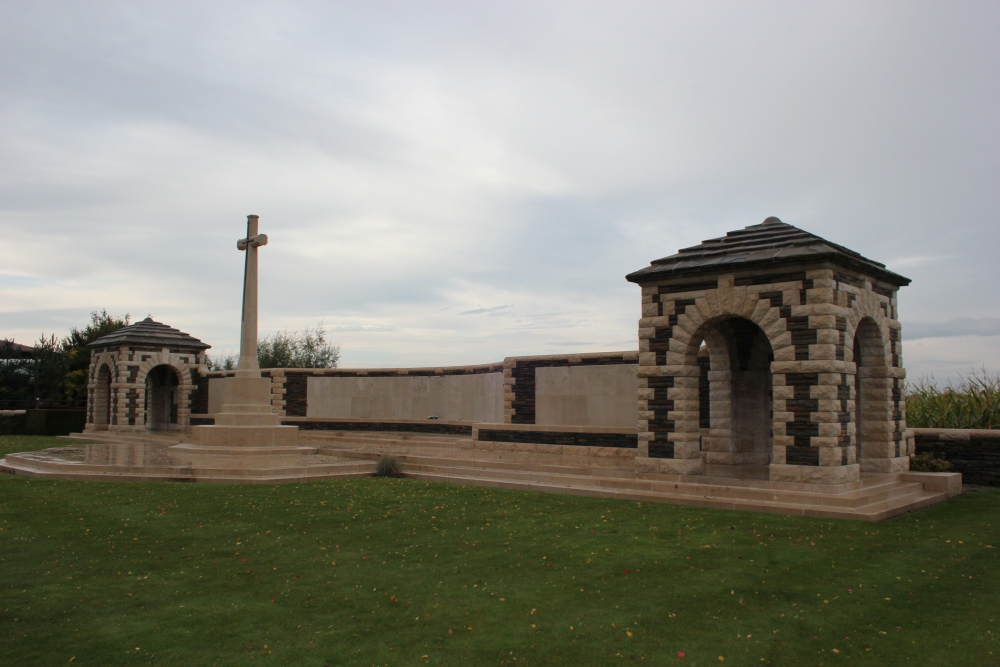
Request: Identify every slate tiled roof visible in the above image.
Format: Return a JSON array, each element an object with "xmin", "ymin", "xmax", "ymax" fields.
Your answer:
[
  {"xmin": 626, "ymin": 217, "xmax": 910, "ymax": 286},
  {"xmin": 88, "ymin": 317, "xmax": 210, "ymax": 350}
]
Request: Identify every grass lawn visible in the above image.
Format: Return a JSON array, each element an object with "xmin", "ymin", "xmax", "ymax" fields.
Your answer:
[{"xmin": 1, "ymin": 435, "xmax": 998, "ymax": 666}]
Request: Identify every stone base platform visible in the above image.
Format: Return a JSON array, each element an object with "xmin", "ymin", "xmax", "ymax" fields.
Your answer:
[
  {"xmin": 0, "ymin": 432, "xmax": 374, "ymax": 483},
  {"xmin": 0, "ymin": 429, "xmax": 962, "ymax": 521}
]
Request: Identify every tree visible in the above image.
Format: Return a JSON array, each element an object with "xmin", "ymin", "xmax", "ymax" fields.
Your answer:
[
  {"xmin": 0, "ymin": 339, "xmax": 34, "ymax": 406},
  {"xmin": 60, "ymin": 310, "xmax": 131, "ymax": 402},
  {"xmin": 207, "ymin": 322, "xmax": 340, "ymax": 370}
]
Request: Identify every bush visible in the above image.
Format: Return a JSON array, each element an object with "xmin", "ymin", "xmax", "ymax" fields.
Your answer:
[
  {"xmin": 23, "ymin": 410, "xmax": 87, "ymax": 436},
  {"xmin": 374, "ymin": 454, "xmax": 403, "ymax": 478},
  {"xmin": 208, "ymin": 322, "xmax": 340, "ymax": 370},
  {"xmin": 909, "ymin": 452, "xmax": 953, "ymax": 473},
  {"xmin": 906, "ymin": 368, "xmax": 1000, "ymax": 429}
]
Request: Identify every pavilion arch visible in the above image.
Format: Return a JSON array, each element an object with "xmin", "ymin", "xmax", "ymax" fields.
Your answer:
[
  {"xmin": 683, "ymin": 314, "xmax": 777, "ymax": 479},
  {"xmin": 92, "ymin": 363, "xmax": 113, "ymax": 430},
  {"xmin": 143, "ymin": 364, "xmax": 183, "ymax": 430}
]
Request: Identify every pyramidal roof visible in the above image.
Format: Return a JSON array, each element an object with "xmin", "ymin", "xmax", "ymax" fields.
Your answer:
[
  {"xmin": 626, "ymin": 217, "xmax": 910, "ymax": 286},
  {"xmin": 88, "ymin": 317, "xmax": 210, "ymax": 350}
]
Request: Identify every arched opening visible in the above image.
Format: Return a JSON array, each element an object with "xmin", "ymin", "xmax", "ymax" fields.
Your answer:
[
  {"xmin": 853, "ymin": 317, "xmax": 888, "ymax": 465},
  {"xmin": 695, "ymin": 316, "xmax": 774, "ymax": 479},
  {"xmin": 144, "ymin": 365, "xmax": 180, "ymax": 430},
  {"xmin": 93, "ymin": 364, "xmax": 112, "ymax": 430}
]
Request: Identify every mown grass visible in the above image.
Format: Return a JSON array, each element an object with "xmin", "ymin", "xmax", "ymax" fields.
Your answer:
[
  {"xmin": 1, "ymin": 436, "xmax": 999, "ymax": 666},
  {"xmin": 907, "ymin": 369, "xmax": 1000, "ymax": 429}
]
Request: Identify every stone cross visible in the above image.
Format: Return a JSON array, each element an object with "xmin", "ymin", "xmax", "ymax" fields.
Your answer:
[{"xmin": 236, "ymin": 214, "xmax": 268, "ymax": 378}]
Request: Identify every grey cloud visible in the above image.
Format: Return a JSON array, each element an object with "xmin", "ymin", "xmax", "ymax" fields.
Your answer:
[
  {"xmin": 459, "ymin": 305, "xmax": 513, "ymax": 316},
  {"xmin": 0, "ymin": 2, "xmax": 997, "ymax": 379},
  {"xmin": 903, "ymin": 318, "xmax": 1000, "ymax": 341}
]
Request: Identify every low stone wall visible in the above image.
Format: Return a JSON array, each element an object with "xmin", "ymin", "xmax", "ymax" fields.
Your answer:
[
  {"xmin": 913, "ymin": 428, "xmax": 1000, "ymax": 486},
  {"xmin": 476, "ymin": 424, "xmax": 638, "ymax": 449},
  {"xmin": 283, "ymin": 417, "xmax": 473, "ymax": 436},
  {"xmin": 0, "ymin": 410, "xmax": 27, "ymax": 435}
]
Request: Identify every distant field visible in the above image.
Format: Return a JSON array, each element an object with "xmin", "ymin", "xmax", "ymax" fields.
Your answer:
[{"xmin": 1, "ymin": 435, "xmax": 997, "ymax": 666}]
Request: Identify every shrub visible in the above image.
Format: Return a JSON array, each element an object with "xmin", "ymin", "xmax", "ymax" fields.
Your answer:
[
  {"xmin": 909, "ymin": 452, "xmax": 953, "ymax": 473},
  {"xmin": 374, "ymin": 454, "xmax": 403, "ymax": 478},
  {"xmin": 208, "ymin": 322, "xmax": 340, "ymax": 370},
  {"xmin": 906, "ymin": 368, "xmax": 1000, "ymax": 430}
]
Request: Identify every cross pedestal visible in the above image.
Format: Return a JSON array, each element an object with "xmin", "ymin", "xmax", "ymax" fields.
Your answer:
[{"xmin": 181, "ymin": 215, "xmax": 301, "ymax": 452}]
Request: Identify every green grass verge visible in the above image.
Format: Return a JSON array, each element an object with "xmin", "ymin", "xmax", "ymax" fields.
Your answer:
[{"xmin": 1, "ymin": 436, "xmax": 998, "ymax": 666}]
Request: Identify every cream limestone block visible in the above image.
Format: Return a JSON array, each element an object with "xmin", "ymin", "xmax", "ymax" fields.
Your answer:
[
  {"xmin": 817, "ymin": 372, "xmax": 846, "ymax": 386},
  {"xmin": 638, "ymin": 431, "xmax": 654, "ymax": 442},
  {"xmin": 773, "ymin": 411, "xmax": 794, "ymax": 423},
  {"xmin": 771, "ymin": 446, "xmax": 787, "ymax": 464},
  {"xmin": 671, "ymin": 326, "xmax": 694, "ymax": 344},
  {"xmin": 659, "ymin": 458, "xmax": 704, "ymax": 475},
  {"xmin": 638, "ymin": 388, "xmax": 654, "ymax": 400},
  {"xmin": 810, "ymin": 278, "xmax": 837, "ymax": 289},
  {"xmin": 675, "ymin": 313, "xmax": 702, "ymax": 336},
  {"xmin": 700, "ymin": 436, "xmax": 727, "ymax": 452},
  {"xmin": 772, "ymin": 422, "xmax": 787, "ymax": 436},
  {"xmin": 637, "ymin": 367, "xmax": 660, "ymax": 378},
  {"xmin": 773, "ymin": 345, "xmax": 796, "ymax": 362},
  {"xmin": 808, "ymin": 314, "xmax": 838, "ymax": 330},
  {"xmin": 740, "ymin": 292, "xmax": 761, "ymax": 318},
  {"xmin": 754, "ymin": 301, "xmax": 780, "ymax": 328},
  {"xmin": 770, "ymin": 463, "xmax": 860, "ymax": 484},
  {"xmin": 642, "ymin": 285, "xmax": 658, "ymax": 297},
  {"xmin": 674, "ymin": 441, "xmax": 701, "ymax": 459},
  {"xmin": 670, "ymin": 399, "xmax": 700, "ymax": 412},
  {"xmin": 806, "ymin": 288, "xmax": 836, "ymax": 305},
  {"xmin": 642, "ymin": 303, "xmax": 659, "ymax": 317},
  {"xmin": 717, "ymin": 275, "xmax": 735, "ymax": 313},
  {"xmin": 810, "ymin": 385, "xmax": 840, "ymax": 400},
  {"xmin": 793, "ymin": 303, "xmax": 852, "ymax": 317},
  {"xmin": 732, "ymin": 285, "xmax": 748, "ymax": 316},
  {"xmin": 647, "ymin": 316, "xmax": 672, "ymax": 328},
  {"xmin": 816, "ymin": 329, "xmax": 841, "ymax": 345},
  {"xmin": 775, "ymin": 360, "xmax": 852, "ymax": 374},
  {"xmin": 818, "ymin": 422, "xmax": 843, "ymax": 438},
  {"xmin": 763, "ymin": 318, "xmax": 787, "ymax": 341},
  {"xmin": 668, "ymin": 431, "xmax": 701, "ymax": 442},
  {"xmin": 639, "ymin": 339, "xmax": 650, "ymax": 353},
  {"xmin": 815, "ymin": 399, "xmax": 844, "ymax": 413},
  {"xmin": 669, "ymin": 417, "xmax": 701, "ymax": 433},
  {"xmin": 819, "ymin": 447, "xmax": 846, "ymax": 466},
  {"xmin": 661, "ymin": 365, "xmax": 700, "ymax": 377},
  {"xmin": 810, "ymin": 436, "xmax": 841, "ymax": 448},
  {"xmin": 861, "ymin": 457, "xmax": 909, "ymax": 474},
  {"xmin": 666, "ymin": 351, "xmax": 689, "ymax": 365},
  {"xmin": 770, "ymin": 330, "xmax": 793, "ymax": 350},
  {"xmin": 638, "ymin": 410, "xmax": 654, "ymax": 420},
  {"xmin": 668, "ymin": 384, "xmax": 698, "ymax": 398},
  {"xmin": 808, "ymin": 344, "xmax": 839, "ymax": 361},
  {"xmin": 634, "ymin": 457, "xmax": 658, "ymax": 473},
  {"xmin": 667, "ymin": 337, "xmax": 690, "ymax": 354},
  {"xmin": 638, "ymin": 327, "xmax": 656, "ymax": 340},
  {"xmin": 639, "ymin": 352, "xmax": 657, "ymax": 366}
]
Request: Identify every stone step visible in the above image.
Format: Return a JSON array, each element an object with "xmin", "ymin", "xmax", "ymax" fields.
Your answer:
[
  {"xmin": 401, "ymin": 470, "xmax": 947, "ymax": 521},
  {"xmin": 1, "ymin": 455, "xmax": 374, "ymax": 483},
  {"xmin": 391, "ymin": 459, "xmax": 927, "ymax": 510}
]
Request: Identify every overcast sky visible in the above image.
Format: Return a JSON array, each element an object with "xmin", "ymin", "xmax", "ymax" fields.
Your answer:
[{"xmin": 1, "ymin": 1, "xmax": 997, "ymax": 382}]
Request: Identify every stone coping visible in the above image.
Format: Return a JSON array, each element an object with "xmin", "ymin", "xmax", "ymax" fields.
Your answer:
[
  {"xmin": 503, "ymin": 351, "xmax": 638, "ymax": 363},
  {"xmin": 911, "ymin": 428, "xmax": 1000, "ymax": 438},
  {"xmin": 473, "ymin": 423, "xmax": 638, "ymax": 435},
  {"xmin": 282, "ymin": 416, "xmax": 481, "ymax": 427},
  {"xmin": 205, "ymin": 364, "xmax": 504, "ymax": 377}
]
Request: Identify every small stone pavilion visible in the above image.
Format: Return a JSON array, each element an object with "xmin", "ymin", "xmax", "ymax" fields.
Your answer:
[
  {"xmin": 626, "ymin": 217, "xmax": 912, "ymax": 484},
  {"xmin": 85, "ymin": 318, "xmax": 210, "ymax": 432}
]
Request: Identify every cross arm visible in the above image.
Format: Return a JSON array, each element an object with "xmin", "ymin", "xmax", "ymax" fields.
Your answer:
[{"xmin": 237, "ymin": 234, "xmax": 268, "ymax": 251}]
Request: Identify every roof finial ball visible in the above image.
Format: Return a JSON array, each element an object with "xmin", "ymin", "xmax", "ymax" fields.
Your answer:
[{"xmin": 761, "ymin": 216, "xmax": 783, "ymax": 225}]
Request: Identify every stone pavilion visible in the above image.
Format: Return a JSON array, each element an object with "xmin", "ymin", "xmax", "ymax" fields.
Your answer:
[{"xmin": 626, "ymin": 217, "xmax": 912, "ymax": 484}]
